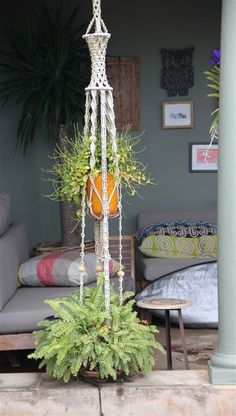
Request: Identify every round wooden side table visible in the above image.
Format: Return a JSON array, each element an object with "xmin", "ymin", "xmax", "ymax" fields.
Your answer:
[{"xmin": 136, "ymin": 297, "xmax": 192, "ymax": 370}]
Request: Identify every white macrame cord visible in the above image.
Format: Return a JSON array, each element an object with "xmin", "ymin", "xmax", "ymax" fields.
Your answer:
[{"xmin": 79, "ymin": 0, "xmax": 124, "ymax": 311}]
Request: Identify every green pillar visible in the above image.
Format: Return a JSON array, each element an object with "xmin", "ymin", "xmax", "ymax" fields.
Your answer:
[{"xmin": 208, "ymin": 0, "xmax": 236, "ymax": 384}]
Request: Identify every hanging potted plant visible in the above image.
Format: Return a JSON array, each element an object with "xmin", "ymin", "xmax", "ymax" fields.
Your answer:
[
  {"xmin": 28, "ymin": 273, "xmax": 164, "ymax": 382},
  {"xmin": 44, "ymin": 128, "xmax": 153, "ymax": 223},
  {"xmin": 28, "ymin": 0, "xmax": 162, "ymax": 384}
]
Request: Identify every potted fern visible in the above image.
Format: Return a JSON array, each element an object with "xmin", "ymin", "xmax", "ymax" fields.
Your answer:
[
  {"xmin": 29, "ymin": 274, "xmax": 164, "ymax": 382},
  {"xmin": 44, "ymin": 128, "xmax": 153, "ymax": 222}
]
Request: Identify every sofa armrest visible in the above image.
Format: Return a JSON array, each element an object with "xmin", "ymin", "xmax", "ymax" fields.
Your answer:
[
  {"xmin": 0, "ymin": 221, "xmax": 29, "ymax": 311},
  {"xmin": 0, "ymin": 192, "xmax": 10, "ymax": 236}
]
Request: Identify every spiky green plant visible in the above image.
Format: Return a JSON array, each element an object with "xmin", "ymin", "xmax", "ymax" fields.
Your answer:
[
  {"xmin": 204, "ymin": 49, "xmax": 220, "ymax": 143},
  {"xmin": 0, "ymin": 0, "xmax": 89, "ymax": 153},
  {"xmin": 43, "ymin": 128, "xmax": 154, "ymax": 218},
  {"xmin": 28, "ymin": 274, "xmax": 164, "ymax": 382},
  {"xmin": 204, "ymin": 66, "xmax": 219, "ymax": 139}
]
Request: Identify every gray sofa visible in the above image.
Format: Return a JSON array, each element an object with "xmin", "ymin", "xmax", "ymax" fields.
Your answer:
[
  {"xmin": 0, "ymin": 192, "xmax": 134, "ymax": 348},
  {"xmin": 136, "ymin": 208, "xmax": 217, "ymax": 286},
  {"xmin": 0, "ymin": 192, "xmax": 85, "ymax": 336}
]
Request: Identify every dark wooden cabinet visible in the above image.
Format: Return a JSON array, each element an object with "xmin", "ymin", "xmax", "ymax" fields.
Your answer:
[{"xmin": 107, "ymin": 56, "xmax": 140, "ymax": 131}]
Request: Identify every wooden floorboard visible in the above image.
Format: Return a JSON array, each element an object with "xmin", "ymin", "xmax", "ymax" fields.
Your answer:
[{"xmin": 0, "ymin": 334, "xmax": 35, "ymax": 351}]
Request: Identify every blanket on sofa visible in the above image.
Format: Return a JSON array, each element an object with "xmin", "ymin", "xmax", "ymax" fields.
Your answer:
[{"xmin": 136, "ymin": 261, "xmax": 218, "ymax": 328}]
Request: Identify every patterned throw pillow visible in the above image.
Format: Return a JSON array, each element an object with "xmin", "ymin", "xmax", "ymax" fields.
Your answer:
[
  {"xmin": 135, "ymin": 221, "xmax": 217, "ymax": 246},
  {"xmin": 138, "ymin": 235, "xmax": 217, "ymax": 258},
  {"xmin": 18, "ymin": 251, "xmax": 121, "ymax": 287}
]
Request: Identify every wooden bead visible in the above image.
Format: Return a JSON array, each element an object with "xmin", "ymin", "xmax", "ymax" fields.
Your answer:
[
  {"xmin": 79, "ymin": 264, "xmax": 86, "ymax": 273},
  {"xmin": 89, "ymin": 135, "xmax": 97, "ymax": 143},
  {"xmin": 96, "ymin": 264, "xmax": 103, "ymax": 272},
  {"xmin": 117, "ymin": 270, "xmax": 125, "ymax": 278}
]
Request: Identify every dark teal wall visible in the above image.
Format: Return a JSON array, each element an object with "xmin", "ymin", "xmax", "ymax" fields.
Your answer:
[{"xmin": 0, "ymin": 0, "xmax": 221, "ymax": 249}]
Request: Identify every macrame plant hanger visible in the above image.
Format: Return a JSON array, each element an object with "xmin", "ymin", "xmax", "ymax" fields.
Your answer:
[{"xmin": 79, "ymin": 0, "xmax": 124, "ymax": 312}]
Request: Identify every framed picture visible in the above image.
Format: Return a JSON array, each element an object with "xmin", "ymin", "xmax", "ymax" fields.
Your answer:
[
  {"xmin": 162, "ymin": 100, "xmax": 193, "ymax": 129},
  {"xmin": 189, "ymin": 143, "xmax": 218, "ymax": 172}
]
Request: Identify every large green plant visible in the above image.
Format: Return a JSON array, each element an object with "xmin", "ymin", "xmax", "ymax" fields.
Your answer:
[
  {"xmin": 29, "ymin": 274, "xmax": 164, "ymax": 382},
  {"xmin": 0, "ymin": 0, "xmax": 89, "ymax": 153}
]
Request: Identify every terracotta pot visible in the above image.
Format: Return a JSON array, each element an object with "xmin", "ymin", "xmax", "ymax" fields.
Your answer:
[
  {"xmin": 79, "ymin": 369, "xmax": 126, "ymax": 383},
  {"xmin": 81, "ymin": 370, "xmax": 101, "ymax": 379},
  {"xmin": 86, "ymin": 173, "xmax": 118, "ymax": 218}
]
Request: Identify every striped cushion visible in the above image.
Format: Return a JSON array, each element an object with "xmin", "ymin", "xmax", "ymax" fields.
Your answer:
[{"xmin": 18, "ymin": 250, "xmax": 120, "ymax": 287}]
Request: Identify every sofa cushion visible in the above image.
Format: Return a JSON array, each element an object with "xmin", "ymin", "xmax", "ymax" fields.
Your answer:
[
  {"xmin": 0, "ymin": 276, "xmax": 134, "ymax": 333},
  {"xmin": 138, "ymin": 253, "xmax": 217, "ymax": 281},
  {"xmin": 0, "ymin": 192, "xmax": 10, "ymax": 237},
  {"xmin": 18, "ymin": 251, "xmax": 122, "ymax": 287},
  {"xmin": 135, "ymin": 221, "xmax": 217, "ymax": 246},
  {"xmin": 139, "ymin": 235, "xmax": 217, "ymax": 258},
  {"xmin": 138, "ymin": 208, "xmax": 217, "ymax": 229}
]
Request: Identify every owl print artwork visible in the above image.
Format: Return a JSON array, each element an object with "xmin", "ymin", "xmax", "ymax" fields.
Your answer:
[{"xmin": 160, "ymin": 47, "xmax": 194, "ymax": 96}]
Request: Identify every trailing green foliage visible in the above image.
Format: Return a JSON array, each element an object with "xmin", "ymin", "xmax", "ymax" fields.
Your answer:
[
  {"xmin": 43, "ymin": 128, "xmax": 154, "ymax": 216},
  {"xmin": 29, "ymin": 274, "xmax": 164, "ymax": 382},
  {"xmin": 0, "ymin": 0, "xmax": 89, "ymax": 153},
  {"xmin": 204, "ymin": 65, "xmax": 220, "ymax": 137}
]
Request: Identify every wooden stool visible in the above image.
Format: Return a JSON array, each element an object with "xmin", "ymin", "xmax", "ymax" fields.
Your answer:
[{"xmin": 136, "ymin": 297, "xmax": 192, "ymax": 370}]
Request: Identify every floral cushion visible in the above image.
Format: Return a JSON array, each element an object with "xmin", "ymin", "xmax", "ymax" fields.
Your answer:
[
  {"xmin": 18, "ymin": 251, "xmax": 121, "ymax": 287},
  {"xmin": 138, "ymin": 235, "xmax": 217, "ymax": 259},
  {"xmin": 135, "ymin": 221, "xmax": 217, "ymax": 246}
]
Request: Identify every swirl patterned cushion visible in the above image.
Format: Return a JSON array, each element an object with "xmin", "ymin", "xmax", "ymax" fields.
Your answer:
[
  {"xmin": 135, "ymin": 221, "xmax": 217, "ymax": 246},
  {"xmin": 138, "ymin": 235, "xmax": 217, "ymax": 258}
]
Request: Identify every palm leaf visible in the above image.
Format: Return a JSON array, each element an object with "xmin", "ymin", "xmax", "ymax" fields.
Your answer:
[
  {"xmin": 208, "ymin": 93, "xmax": 220, "ymax": 98},
  {"xmin": 206, "ymin": 84, "xmax": 219, "ymax": 91}
]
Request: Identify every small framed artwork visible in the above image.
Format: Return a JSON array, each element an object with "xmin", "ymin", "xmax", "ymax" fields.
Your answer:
[
  {"xmin": 162, "ymin": 100, "xmax": 193, "ymax": 129},
  {"xmin": 189, "ymin": 143, "xmax": 218, "ymax": 172}
]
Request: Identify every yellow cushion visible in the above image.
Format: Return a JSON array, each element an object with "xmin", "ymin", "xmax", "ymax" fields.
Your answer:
[{"xmin": 139, "ymin": 235, "xmax": 217, "ymax": 258}]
